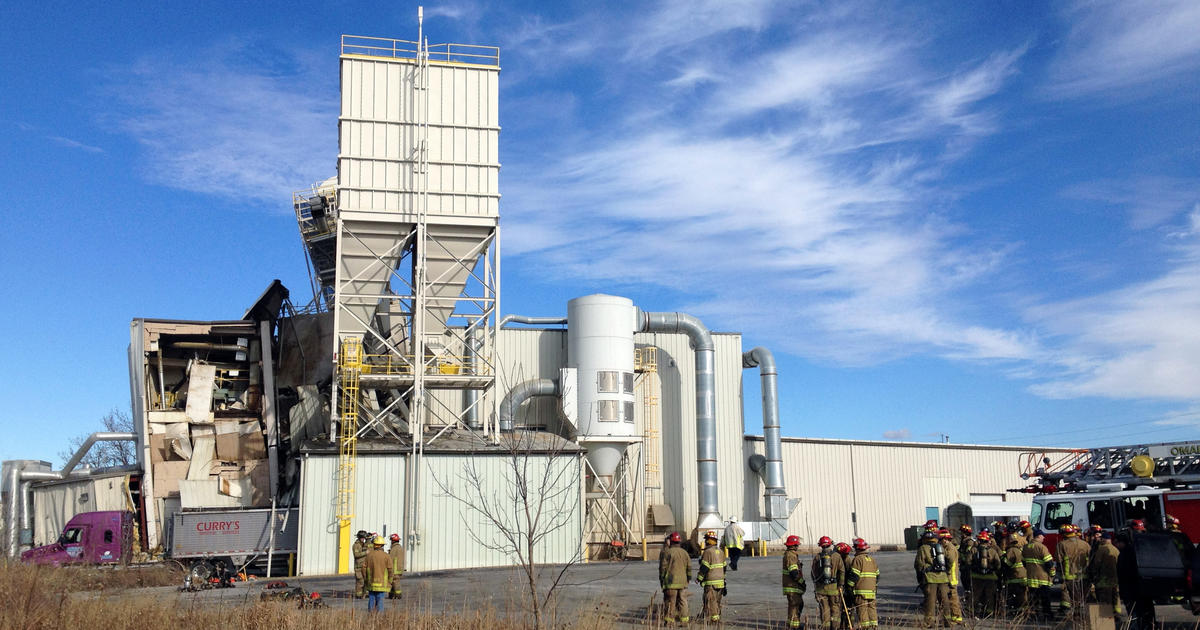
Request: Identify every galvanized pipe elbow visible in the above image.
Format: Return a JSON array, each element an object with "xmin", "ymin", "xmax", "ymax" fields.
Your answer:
[{"xmin": 498, "ymin": 378, "xmax": 560, "ymax": 432}]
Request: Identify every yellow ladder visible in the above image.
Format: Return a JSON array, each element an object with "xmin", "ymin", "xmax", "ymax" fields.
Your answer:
[{"xmin": 336, "ymin": 338, "xmax": 362, "ymax": 573}]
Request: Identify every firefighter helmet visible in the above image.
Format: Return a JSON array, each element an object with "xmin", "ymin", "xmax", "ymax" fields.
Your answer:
[
  {"xmin": 704, "ymin": 530, "xmax": 718, "ymax": 541},
  {"xmin": 818, "ymin": 535, "xmax": 833, "ymax": 547},
  {"xmin": 835, "ymin": 542, "xmax": 851, "ymax": 555},
  {"xmin": 390, "ymin": 533, "xmax": 401, "ymax": 543},
  {"xmin": 921, "ymin": 530, "xmax": 936, "ymax": 541},
  {"xmin": 978, "ymin": 531, "xmax": 991, "ymax": 541},
  {"xmin": 356, "ymin": 530, "xmax": 369, "ymax": 539},
  {"xmin": 372, "ymin": 536, "xmax": 385, "ymax": 546},
  {"xmin": 853, "ymin": 538, "xmax": 869, "ymax": 552},
  {"xmin": 937, "ymin": 528, "xmax": 952, "ymax": 540},
  {"xmin": 310, "ymin": 592, "xmax": 321, "ymax": 599},
  {"xmin": 959, "ymin": 524, "xmax": 972, "ymax": 534},
  {"xmin": 1130, "ymin": 519, "xmax": 1146, "ymax": 532},
  {"xmin": 785, "ymin": 535, "xmax": 801, "ymax": 547},
  {"xmin": 669, "ymin": 532, "xmax": 682, "ymax": 544},
  {"xmin": 1088, "ymin": 524, "xmax": 1103, "ymax": 535},
  {"xmin": 1018, "ymin": 520, "xmax": 1031, "ymax": 530},
  {"xmin": 923, "ymin": 519, "xmax": 939, "ymax": 531},
  {"xmin": 1167, "ymin": 514, "xmax": 1181, "ymax": 530},
  {"xmin": 1059, "ymin": 524, "xmax": 1075, "ymax": 537}
]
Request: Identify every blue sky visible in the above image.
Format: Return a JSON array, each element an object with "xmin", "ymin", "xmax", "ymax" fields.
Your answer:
[{"xmin": 2, "ymin": 0, "xmax": 1199, "ymax": 463}]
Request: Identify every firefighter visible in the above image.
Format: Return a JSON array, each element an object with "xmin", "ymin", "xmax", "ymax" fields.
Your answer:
[
  {"xmin": 387, "ymin": 533, "xmax": 405, "ymax": 599},
  {"xmin": 914, "ymin": 530, "xmax": 953, "ymax": 627},
  {"xmin": 938, "ymin": 528, "xmax": 965, "ymax": 625},
  {"xmin": 659, "ymin": 532, "xmax": 673, "ymax": 618},
  {"xmin": 1087, "ymin": 531, "xmax": 1123, "ymax": 619},
  {"xmin": 698, "ymin": 530, "xmax": 727, "ymax": 623},
  {"xmin": 363, "ymin": 535, "xmax": 392, "ymax": 612},
  {"xmin": 782, "ymin": 535, "xmax": 807, "ymax": 629},
  {"xmin": 969, "ymin": 530, "xmax": 1001, "ymax": 618},
  {"xmin": 835, "ymin": 542, "xmax": 854, "ymax": 629},
  {"xmin": 660, "ymin": 532, "xmax": 691, "ymax": 626},
  {"xmin": 1002, "ymin": 531, "xmax": 1027, "ymax": 613},
  {"xmin": 1022, "ymin": 529, "xmax": 1054, "ymax": 619},
  {"xmin": 1167, "ymin": 514, "xmax": 1182, "ymax": 532},
  {"xmin": 1055, "ymin": 524, "xmax": 1089, "ymax": 621},
  {"xmin": 1019, "ymin": 519, "xmax": 1033, "ymax": 543},
  {"xmin": 846, "ymin": 538, "xmax": 879, "ymax": 629},
  {"xmin": 923, "ymin": 519, "xmax": 940, "ymax": 534},
  {"xmin": 722, "ymin": 518, "xmax": 746, "ymax": 571},
  {"xmin": 813, "ymin": 535, "xmax": 846, "ymax": 630},
  {"xmin": 956, "ymin": 524, "xmax": 975, "ymax": 597},
  {"xmin": 352, "ymin": 530, "xmax": 370, "ymax": 598}
]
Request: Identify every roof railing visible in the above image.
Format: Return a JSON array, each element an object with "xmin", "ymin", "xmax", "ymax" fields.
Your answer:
[{"xmin": 341, "ymin": 34, "xmax": 499, "ymax": 66}]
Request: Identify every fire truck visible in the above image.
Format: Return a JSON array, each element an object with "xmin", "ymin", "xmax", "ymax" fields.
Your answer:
[{"xmin": 1013, "ymin": 440, "xmax": 1200, "ymax": 552}]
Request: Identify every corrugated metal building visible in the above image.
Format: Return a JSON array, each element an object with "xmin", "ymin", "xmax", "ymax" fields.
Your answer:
[{"xmin": 30, "ymin": 473, "xmax": 131, "ymax": 546}]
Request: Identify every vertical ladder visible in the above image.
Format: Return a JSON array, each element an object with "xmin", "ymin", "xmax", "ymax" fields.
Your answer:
[
  {"xmin": 635, "ymin": 347, "xmax": 660, "ymax": 556},
  {"xmin": 335, "ymin": 338, "xmax": 362, "ymax": 573}
]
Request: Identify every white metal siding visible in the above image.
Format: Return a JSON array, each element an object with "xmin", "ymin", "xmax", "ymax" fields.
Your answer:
[
  {"xmin": 744, "ymin": 438, "xmax": 1033, "ymax": 546},
  {"xmin": 298, "ymin": 455, "xmax": 407, "ymax": 575},
  {"xmin": 338, "ymin": 57, "xmax": 499, "ymax": 216},
  {"xmin": 31, "ymin": 476, "xmax": 128, "ymax": 546},
  {"xmin": 413, "ymin": 454, "xmax": 583, "ymax": 571},
  {"xmin": 497, "ymin": 329, "xmax": 567, "ymax": 430}
]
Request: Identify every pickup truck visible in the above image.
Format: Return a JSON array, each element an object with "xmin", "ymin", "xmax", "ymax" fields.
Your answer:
[{"xmin": 21, "ymin": 507, "xmax": 298, "ymax": 579}]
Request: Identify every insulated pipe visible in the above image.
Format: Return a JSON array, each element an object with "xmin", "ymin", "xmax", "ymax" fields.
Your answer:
[
  {"xmin": 499, "ymin": 315, "xmax": 567, "ymax": 328},
  {"xmin": 498, "ymin": 378, "xmax": 560, "ymax": 432},
  {"xmin": 742, "ymin": 347, "xmax": 786, "ymax": 501},
  {"xmin": 464, "ymin": 332, "xmax": 482, "ymax": 429},
  {"xmin": 636, "ymin": 309, "xmax": 722, "ymax": 530},
  {"xmin": 61, "ymin": 433, "xmax": 137, "ymax": 478},
  {"xmin": 483, "ymin": 315, "xmax": 566, "ymax": 430}
]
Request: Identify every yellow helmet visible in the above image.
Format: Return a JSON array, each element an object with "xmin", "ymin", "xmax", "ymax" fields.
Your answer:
[{"xmin": 372, "ymin": 536, "xmax": 385, "ymax": 546}]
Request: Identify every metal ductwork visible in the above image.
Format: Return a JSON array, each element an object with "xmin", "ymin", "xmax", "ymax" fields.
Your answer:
[
  {"xmin": 743, "ymin": 347, "xmax": 799, "ymax": 540},
  {"xmin": 468, "ymin": 315, "xmax": 569, "ymax": 429},
  {"xmin": 6, "ymin": 432, "xmax": 137, "ymax": 557},
  {"xmin": 498, "ymin": 378, "xmax": 560, "ymax": 432},
  {"xmin": 636, "ymin": 308, "xmax": 723, "ymax": 531}
]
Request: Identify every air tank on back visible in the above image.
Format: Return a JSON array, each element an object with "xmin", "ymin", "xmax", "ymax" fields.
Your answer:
[{"xmin": 567, "ymin": 295, "xmax": 638, "ymax": 481}]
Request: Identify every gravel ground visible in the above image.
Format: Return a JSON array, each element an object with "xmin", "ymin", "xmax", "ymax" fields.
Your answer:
[{"xmin": 133, "ymin": 551, "xmax": 1200, "ymax": 628}]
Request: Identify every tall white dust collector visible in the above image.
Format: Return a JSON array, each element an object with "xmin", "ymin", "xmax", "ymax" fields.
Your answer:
[{"xmin": 565, "ymin": 295, "xmax": 639, "ymax": 488}]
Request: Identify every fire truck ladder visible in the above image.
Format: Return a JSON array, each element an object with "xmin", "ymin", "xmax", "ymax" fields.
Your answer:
[
  {"xmin": 335, "ymin": 338, "xmax": 362, "ymax": 573},
  {"xmin": 1020, "ymin": 441, "xmax": 1200, "ymax": 489}
]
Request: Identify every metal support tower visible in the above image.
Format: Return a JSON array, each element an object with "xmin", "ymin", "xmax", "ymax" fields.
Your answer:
[{"xmin": 327, "ymin": 29, "xmax": 501, "ymax": 573}]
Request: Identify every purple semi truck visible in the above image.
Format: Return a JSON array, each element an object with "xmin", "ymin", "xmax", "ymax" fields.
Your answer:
[
  {"xmin": 21, "ymin": 507, "xmax": 298, "ymax": 578},
  {"xmin": 20, "ymin": 511, "xmax": 133, "ymax": 566}
]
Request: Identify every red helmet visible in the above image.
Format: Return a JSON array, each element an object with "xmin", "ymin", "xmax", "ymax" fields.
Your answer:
[
  {"xmin": 1088, "ymin": 524, "xmax": 1104, "ymax": 534},
  {"xmin": 937, "ymin": 528, "xmax": 952, "ymax": 540},
  {"xmin": 785, "ymin": 535, "xmax": 801, "ymax": 547},
  {"xmin": 310, "ymin": 592, "xmax": 321, "ymax": 599},
  {"xmin": 978, "ymin": 531, "xmax": 991, "ymax": 541},
  {"xmin": 959, "ymin": 524, "xmax": 972, "ymax": 534},
  {"xmin": 1130, "ymin": 519, "xmax": 1146, "ymax": 532},
  {"xmin": 389, "ymin": 533, "xmax": 400, "ymax": 543},
  {"xmin": 923, "ymin": 519, "xmax": 939, "ymax": 530},
  {"xmin": 1059, "ymin": 524, "xmax": 1075, "ymax": 537},
  {"xmin": 818, "ymin": 535, "xmax": 833, "ymax": 548},
  {"xmin": 1018, "ymin": 520, "xmax": 1031, "ymax": 530},
  {"xmin": 1167, "ymin": 515, "xmax": 1181, "ymax": 530},
  {"xmin": 668, "ymin": 532, "xmax": 682, "ymax": 544},
  {"xmin": 834, "ymin": 542, "xmax": 851, "ymax": 554},
  {"xmin": 853, "ymin": 538, "xmax": 869, "ymax": 551}
]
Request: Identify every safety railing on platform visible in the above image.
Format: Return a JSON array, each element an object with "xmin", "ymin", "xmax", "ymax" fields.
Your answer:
[{"xmin": 341, "ymin": 34, "xmax": 499, "ymax": 66}]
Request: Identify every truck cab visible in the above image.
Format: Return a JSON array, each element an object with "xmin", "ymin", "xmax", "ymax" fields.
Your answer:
[
  {"xmin": 20, "ymin": 511, "xmax": 131, "ymax": 566},
  {"xmin": 1031, "ymin": 487, "xmax": 1168, "ymax": 554}
]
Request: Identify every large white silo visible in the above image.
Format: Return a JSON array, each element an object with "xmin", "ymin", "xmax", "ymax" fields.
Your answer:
[{"xmin": 566, "ymin": 295, "xmax": 639, "ymax": 480}]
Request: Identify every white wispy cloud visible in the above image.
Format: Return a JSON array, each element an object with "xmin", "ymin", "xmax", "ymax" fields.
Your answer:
[
  {"xmin": 1063, "ymin": 176, "xmax": 1200, "ymax": 230},
  {"xmin": 105, "ymin": 40, "xmax": 336, "ymax": 207},
  {"xmin": 1048, "ymin": 0, "xmax": 1200, "ymax": 97},
  {"xmin": 48, "ymin": 135, "xmax": 104, "ymax": 154},
  {"xmin": 1029, "ymin": 208, "xmax": 1200, "ymax": 400},
  {"xmin": 503, "ymin": 5, "xmax": 1031, "ymax": 366}
]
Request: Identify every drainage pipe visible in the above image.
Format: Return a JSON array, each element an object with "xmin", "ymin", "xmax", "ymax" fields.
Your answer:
[
  {"xmin": 636, "ymin": 309, "xmax": 723, "ymax": 530},
  {"xmin": 742, "ymin": 348, "xmax": 786, "ymax": 503},
  {"xmin": 498, "ymin": 378, "xmax": 560, "ymax": 432}
]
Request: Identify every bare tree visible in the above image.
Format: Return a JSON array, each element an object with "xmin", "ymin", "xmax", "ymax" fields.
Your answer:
[
  {"xmin": 58, "ymin": 409, "xmax": 136, "ymax": 469},
  {"xmin": 432, "ymin": 382, "xmax": 583, "ymax": 630}
]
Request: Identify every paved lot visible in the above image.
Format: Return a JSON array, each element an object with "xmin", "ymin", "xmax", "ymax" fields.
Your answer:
[{"xmin": 147, "ymin": 551, "xmax": 1200, "ymax": 628}]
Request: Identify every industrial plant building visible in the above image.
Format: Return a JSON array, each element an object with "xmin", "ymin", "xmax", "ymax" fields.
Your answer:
[{"xmin": 3, "ymin": 30, "xmax": 1050, "ymax": 573}]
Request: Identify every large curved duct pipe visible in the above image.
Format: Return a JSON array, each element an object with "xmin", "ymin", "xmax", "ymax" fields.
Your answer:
[
  {"xmin": 467, "ymin": 316, "xmax": 569, "ymax": 430},
  {"xmin": 743, "ymin": 348, "xmax": 785, "ymax": 499},
  {"xmin": 6, "ymin": 432, "xmax": 137, "ymax": 557},
  {"xmin": 498, "ymin": 378, "xmax": 560, "ymax": 432},
  {"xmin": 636, "ymin": 309, "xmax": 723, "ymax": 531}
]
